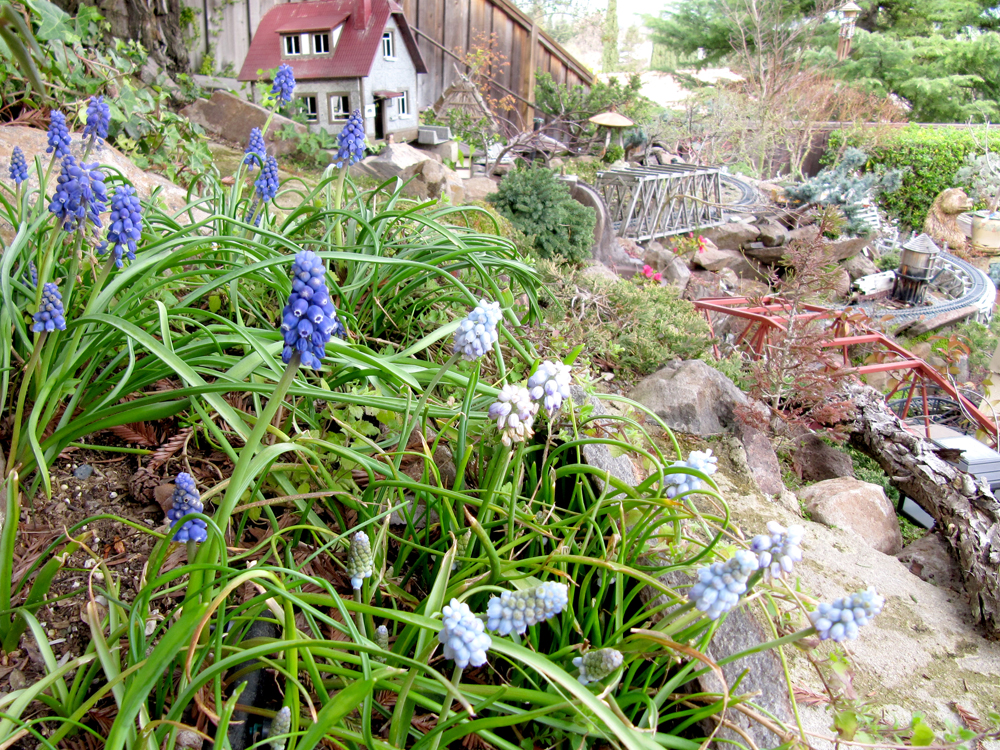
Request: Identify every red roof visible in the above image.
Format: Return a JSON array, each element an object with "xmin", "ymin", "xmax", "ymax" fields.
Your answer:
[{"xmin": 238, "ymin": 0, "xmax": 427, "ymax": 82}]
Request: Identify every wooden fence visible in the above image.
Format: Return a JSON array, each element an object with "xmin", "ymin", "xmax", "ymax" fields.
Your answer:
[{"xmin": 183, "ymin": 0, "xmax": 593, "ymax": 123}]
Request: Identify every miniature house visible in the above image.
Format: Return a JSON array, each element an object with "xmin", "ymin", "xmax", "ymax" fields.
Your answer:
[{"xmin": 238, "ymin": 0, "xmax": 427, "ymax": 142}]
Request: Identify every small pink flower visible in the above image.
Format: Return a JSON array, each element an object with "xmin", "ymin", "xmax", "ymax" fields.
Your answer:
[
  {"xmin": 642, "ymin": 265, "xmax": 654, "ymax": 278},
  {"xmin": 653, "ymin": 272, "xmax": 663, "ymax": 282}
]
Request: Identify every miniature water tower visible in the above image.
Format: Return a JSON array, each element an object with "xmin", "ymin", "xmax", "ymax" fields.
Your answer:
[{"xmin": 892, "ymin": 233, "xmax": 942, "ymax": 305}]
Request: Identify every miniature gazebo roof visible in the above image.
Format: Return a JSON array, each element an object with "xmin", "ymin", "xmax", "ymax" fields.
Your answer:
[{"xmin": 902, "ymin": 233, "xmax": 941, "ymax": 254}]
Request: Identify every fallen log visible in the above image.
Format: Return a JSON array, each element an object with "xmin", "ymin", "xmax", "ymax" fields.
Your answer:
[{"xmin": 841, "ymin": 381, "xmax": 1000, "ymax": 632}]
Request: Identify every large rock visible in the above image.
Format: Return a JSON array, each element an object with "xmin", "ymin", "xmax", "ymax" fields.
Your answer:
[
  {"xmin": 734, "ymin": 422, "xmax": 784, "ymax": 495},
  {"xmin": 757, "ymin": 220, "xmax": 787, "ymax": 248},
  {"xmin": 844, "ymin": 253, "xmax": 880, "ymax": 280},
  {"xmin": 356, "ymin": 142, "xmax": 432, "ymax": 181},
  {"xmin": 743, "ymin": 241, "xmax": 787, "ymax": 265},
  {"xmin": 569, "ymin": 385, "xmax": 639, "ymax": 494},
  {"xmin": 630, "ymin": 359, "xmax": 748, "ymax": 435},
  {"xmin": 0, "ymin": 126, "xmax": 190, "ymax": 217},
  {"xmin": 793, "ymin": 434, "xmax": 855, "ymax": 482},
  {"xmin": 400, "ymin": 159, "xmax": 464, "ymax": 204},
  {"xmin": 896, "ymin": 533, "xmax": 964, "ymax": 592},
  {"xmin": 643, "ymin": 242, "xmax": 691, "ymax": 292},
  {"xmin": 692, "ymin": 242, "xmax": 763, "ymax": 279},
  {"xmin": 463, "ymin": 176, "xmax": 498, "ymax": 202},
  {"xmin": 701, "ymin": 221, "xmax": 759, "ymax": 250},
  {"xmin": 180, "ymin": 91, "xmax": 307, "ymax": 157},
  {"xmin": 797, "ymin": 477, "xmax": 903, "ymax": 554},
  {"xmin": 828, "ymin": 235, "xmax": 870, "ymax": 261}
]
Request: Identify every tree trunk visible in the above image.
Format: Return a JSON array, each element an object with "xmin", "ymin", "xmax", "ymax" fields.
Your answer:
[
  {"xmin": 52, "ymin": 0, "xmax": 190, "ymax": 73},
  {"xmin": 841, "ymin": 381, "xmax": 1000, "ymax": 633}
]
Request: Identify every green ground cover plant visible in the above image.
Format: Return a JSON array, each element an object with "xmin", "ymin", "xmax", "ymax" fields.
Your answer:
[{"xmin": 0, "ymin": 64, "xmax": 898, "ymax": 750}]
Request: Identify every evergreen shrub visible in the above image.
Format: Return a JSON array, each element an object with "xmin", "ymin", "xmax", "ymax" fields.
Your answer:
[
  {"xmin": 489, "ymin": 168, "xmax": 597, "ymax": 263},
  {"xmin": 827, "ymin": 125, "xmax": 1000, "ymax": 230}
]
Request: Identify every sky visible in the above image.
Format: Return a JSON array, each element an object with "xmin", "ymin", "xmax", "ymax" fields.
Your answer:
[{"xmin": 617, "ymin": 0, "xmax": 670, "ymax": 28}]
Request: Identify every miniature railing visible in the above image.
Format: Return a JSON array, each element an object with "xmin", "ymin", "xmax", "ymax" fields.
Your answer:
[{"xmin": 595, "ymin": 163, "xmax": 724, "ymax": 241}]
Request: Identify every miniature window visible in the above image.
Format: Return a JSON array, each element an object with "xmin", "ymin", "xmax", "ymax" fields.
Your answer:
[
  {"xmin": 313, "ymin": 33, "xmax": 330, "ymax": 53},
  {"xmin": 397, "ymin": 90, "xmax": 409, "ymax": 116},
  {"xmin": 283, "ymin": 35, "xmax": 301, "ymax": 55},
  {"xmin": 381, "ymin": 32, "xmax": 395, "ymax": 59},
  {"xmin": 301, "ymin": 95, "xmax": 318, "ymax": 122},
  {"xmin": 330, "ymin": 94, "xmax": 350, "ymax": 121}
]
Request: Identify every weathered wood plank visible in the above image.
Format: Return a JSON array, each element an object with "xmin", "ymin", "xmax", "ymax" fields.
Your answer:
[{"xmin": 442, "ymin": 0, "xmax": 468, "ymax": 93}]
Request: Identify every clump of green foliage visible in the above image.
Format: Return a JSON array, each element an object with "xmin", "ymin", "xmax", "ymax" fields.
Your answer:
[
  {"xmin": 534, "ymin": 260, "xmax": 711, "ymax": 378},
  {"xmin": 828, "ymin": 126, "xmax": 1000, "ymax": 230},
  {"xmin": 786, "ymin": 148, "xmax": 901, "ymax": 236},
  {"xmin": 489, "ymin": 168, "xmax": 597, "ymax": 263},
  {"xmin": 603, "ymin": 144, "xmax": 625, "ymax": 164}
]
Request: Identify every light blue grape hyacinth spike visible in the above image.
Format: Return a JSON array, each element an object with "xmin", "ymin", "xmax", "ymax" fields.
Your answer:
[
  {"xmin": 347, "ymin": 531, "xmax": 373, "ymax": 589},
  {"xmin": 663, "ymin": 448, "xmax": 718, "ymax": 498},
  {"xmin": 438, "ymin": 599, "xmax": 492, "ymax": 669},
  {"xmin": 573, "ymin": 648, "xmax": 624, "ymax": 685},
  {"xmin": 687, "ymin": 550, "xmax": 759, "ymax": 620},
  {"xmin": 527, "ymin": 360, "xmax": 572, "ymax": 416},
  {"xmin": 809, "ymin": 588, "xmax": 884, "ymax": 642},
  {"xmin": 486, "ymin": 581, "xmax": 569, "ymax": 635},
  {"xmin": 268, "ymin": 706, "xmax": 291, "ymax": 750},
  {"xmin": 488, "ymin": 384, "xmax": 538, "ymax": 447},
  {"xmin": 453, "ymin": 299, "xmax": 502, "ymax": 361},
  {"xmin": 751, "ymin": 521, "xmax": 805, "ymax": 580},
  {"xmin": 374, "ymin": 624, "xmax": 389, "ymax": 662}
]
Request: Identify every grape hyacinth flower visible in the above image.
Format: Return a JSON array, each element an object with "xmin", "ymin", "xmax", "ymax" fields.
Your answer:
[
  {"xmin": 25, "ymin": 260, "xmax": 38, "ymax": 289},
  {"xmin": 347, "ymin": 531, "xmax": 373, "ymax": 589},
  {"xmin": 663, "ymin": 449, "xmax": 718, "ymax": 499},
  {"xmin": 453, "ymin": 299, "xmax": 502, "ymax": 361},
  {"xmin": 374, "ymin": 624, "xmax": 389, "ymax": 662},
  {"xmin": 486, "ymin": 581, "xmax": 569, "ymax": 636},
  {"xmin": 488, "ymin": 384, "xmax": 538, "ymax": 447},
  {"xmin": 809, "ymin": 588, "xmax": 884, "ymax": 642},
  {"xmin": 751, "ymin": 521, "xmax": 805, "ymax": 581},
  {"xmin": 452, "ymin": 529, "xmax": 471, "ymax": 570},
  {"xmin": 438, "ymin": 598, "xmax": 491, "ymax": 669},
  {"xmin": 243, "ymin": 127, "xmax": 266, "ymax": 170},
  {"xmin": 98, "ymin": 186, "xmax": 143, "ymax": 268},
  {"xmin": 8, "ymin": 146, "xmax": 28, "ymax": 185},
  {"xmin": 246, "ymin": 155, "xmax": 280, "ymax": 225},
  {"xmin": 527, "ymin": 360, "xmax": 572, "ymax": 417},
  {"xmin": 270, "ymin": 64, "xmax": 296, "ymax": 105},
  {"xmin": 46, "ymin": 111, "xmax": 72, "ymax": 158},
  {"xmin": 32, "ymin": 283, "xmax": 66, "ymax": 332},
  {"xmin": 280, "ymin": 250, "xmax": 345, "ymax": 369},
  {"xmin": 333, "ymin": 109, "xmax": 366, "ymax": 168},
  {"xmin": 687, "ymin": 550, "xmax": 759, "ymax": 620},
  {"xmin": 573, "ymin": 648, "xmax": 624, "ymax": 685},
  {"xmin": 83, "ymin": 95, "xmax": 111, "ymax": 147},
  {"xmin": 167, "ymin": 473, "xmax": 208, "ymax": 543},
  {"xmin": 268, "ymin": 706, "xmax": 291, "ymax": 750},
  {"xmin": 48, "ymin": 155, "xmax": 108, "ymax": 233}
]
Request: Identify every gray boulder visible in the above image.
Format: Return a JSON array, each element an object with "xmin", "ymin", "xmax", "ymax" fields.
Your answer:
[
  {"xmin": 356, "ymin": 142, "xmax": 431, "ymax": 181},
  {"xmin": 400, "ymin": 159, "xmax": 464, "ymax": 204},
  {"xmin": 844, "ymin": 254, "xmax": 880, "ymax": 280},
  {"xmin": 630, "ymin": 360, "xmax": 748, "ymax": 435},
  {"xmin": 793, "ymin": 434, "xmax": 856, "ymax": 482},
  {"xmin": 181, "ymin": 90, "xmax": 306, "ymax": 156},
  {"xmin": 701, "ymin": 221, "xmax": 759, "ymax": 250},
  {"xmin": 569, "ymin": 386, "xmax": 639, "ymax": 494},
  {"xmin": 757, "ymin": 220, "xmax": 787, "ymax": 247},
  {"xmin": 463, "ymin": 176, "xmax": 498, "ymax": 202},
  {"xmin": 897, "ymin": 532, "xmax": 964, "ymax": 592},
  {"xmin": 797, "ymin": 477, "xmax": 903, "ymax": 554}
]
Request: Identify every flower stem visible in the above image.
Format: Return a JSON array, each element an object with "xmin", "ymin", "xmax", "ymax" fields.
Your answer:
[
  {"xmin": 428, "ymin": 665, "xmax": 464, "ymax": 750},
  {"xmin": 354, "ymin": 587, "xmax": 366, "ymax": 639},
  {"xmin": 7, "ymin": 332, "xmax": 46, "ymax": 475}
]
